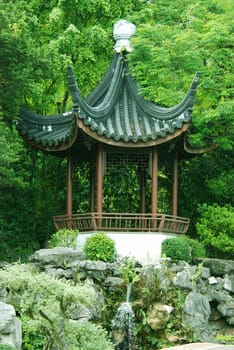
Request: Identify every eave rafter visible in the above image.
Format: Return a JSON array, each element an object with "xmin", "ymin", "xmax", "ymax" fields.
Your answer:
[{"xmin": 77, "ymin": 116, "xmax": 189, "ymax": 148}]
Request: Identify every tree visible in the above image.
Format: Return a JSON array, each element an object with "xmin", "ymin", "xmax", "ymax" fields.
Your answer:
[
  {"xmin": 0, "ymin": 0, "xmax": 233, "ymax": 260},
  {"xmin": 0, "ymin": 0, "xmax": 146, "ymax": 260},
  {"xmin": 129, "ymin": 0, "xmax": 234, "ymax": 150}
]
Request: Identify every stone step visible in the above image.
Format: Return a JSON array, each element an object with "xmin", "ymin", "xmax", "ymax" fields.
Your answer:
[{"xmin": 162, "ymin": 343, "xmax": 234, "ymax": 350}]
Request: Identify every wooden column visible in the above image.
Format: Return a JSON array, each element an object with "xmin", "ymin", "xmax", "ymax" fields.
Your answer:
[
  {"xmin": 151, "ymin": 147, "xmax": 158, "ymax": 230},
  {"xmin": 66, "ymin": 153, "xmax": 73, "ymax": 228},
  {"xmin": 96, "ymin": 143, "xmax": 103, "ymax": 227},
  {"xmin": 172, "ymin": 152, "xmax": 178, "ymax": 217}
]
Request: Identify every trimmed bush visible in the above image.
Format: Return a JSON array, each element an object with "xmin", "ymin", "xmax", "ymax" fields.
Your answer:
[
  {"xmin": 161, "ymin": 237, "xmax": 191, "ymax": 262},
  {"xmin": 47, "ymin": 229, "xmax": 78, "ymax": 249},
  {"xmin": 162, "ymin": 237, "xmax": 206, "ymax": 262},
  {"xmin": 84, "ymin": 232, "xmax": 116, "ymax": 262},
  {"xmin": 0, "ymin": 346, "xmax": 16, "ymax": 350},
  {"xmin": 161, "ymin": 237, "xmax": 206, "ymax": 262},
  {"xmin": 188, "ymin": 238, "xmax": 206, "ymax": 259}
]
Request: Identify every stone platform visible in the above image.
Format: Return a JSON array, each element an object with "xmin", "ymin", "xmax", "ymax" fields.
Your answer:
[{"xmin": 163, "ymin": 343, "xmax": 234, "ymax": 350}]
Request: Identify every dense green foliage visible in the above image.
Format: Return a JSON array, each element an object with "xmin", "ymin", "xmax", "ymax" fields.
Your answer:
[
  {"xmin": 162, "ymin": 237, "xmax": 191, "ymax": 262},
  {"xmin": 0, "ymin": 0, "xmax": 233, "ymax": 261},
  {"xmin": 131, "ymin": 266, "xmax": 196, "ymax": 348},
  {"xmin": 196, "ymin": 204, "xmax": 234, "ymax": 259},
  {"xmin": 47, "ymin": 229, "xmax": 78, "ymax": 249},
  {"xmin": 84, "ymin": 232, "xmax": 116, "ymax": 262},
  {"xmin": 0, "ymin": 345, "xmax": 16, "ymax": 350},
  {"xmin": 0, "ymin": 264, "xmax": 114, "ymax": 350},
  {"xmin": 188, "ymin": 238, "xmax": 206, "ymax": 260},
  {"xmin": 162, "ymin": 237, "xmax": 206, "ymax": 262},
  {"xmin": 129, "ymin": 0, "xmax": 234, "ymax": 150}
]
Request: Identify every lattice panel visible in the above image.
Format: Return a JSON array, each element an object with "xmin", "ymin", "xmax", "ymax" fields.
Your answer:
[{"xmin": 105, "ymin": 152, "xmax": 150, "ymax": 169}]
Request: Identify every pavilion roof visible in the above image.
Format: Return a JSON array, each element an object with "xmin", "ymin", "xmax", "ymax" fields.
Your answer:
[
  {"xmin": 17, "ymin": 108, "xmax": 77, "ymax": 152},
  {"xmin": 68, "ymin": 53, "xmax": 199, "ymax": 146},
  {"xmin": 16, "ymin": 19, "xmax": 200, "ymax": 153},
  {"xmin": 17, "ymin": 52, "xmax": 199, "ymax": 152}
]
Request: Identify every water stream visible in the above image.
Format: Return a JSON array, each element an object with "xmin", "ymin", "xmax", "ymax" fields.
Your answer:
[
  {"xmin": 111, "ymin": 284, "xmax": 136, "ymax": 350},
  {"xmin": 126, "ymin": 283, "xmax": 132, "ymax": 303}
]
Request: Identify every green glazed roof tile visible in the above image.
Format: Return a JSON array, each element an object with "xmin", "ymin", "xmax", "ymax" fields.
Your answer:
[
  {"xmin": 17, "ymin": 109, "xmax": 76, "ymax": 148},
  {"xmin": 68, "ymin": 53, "xmax": 199, "ymax": 144},
  {"xmin": 17, "ymin": 52, "xmax": 199, "ymax": 149}
]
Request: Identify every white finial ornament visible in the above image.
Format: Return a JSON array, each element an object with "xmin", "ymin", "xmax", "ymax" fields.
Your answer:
[{"xmin": 113, "ymin": 20, "xmax": 136, "ymax": 53}]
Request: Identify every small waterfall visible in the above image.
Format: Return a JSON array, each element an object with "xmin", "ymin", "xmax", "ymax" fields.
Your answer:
[
  {"xmin": 112, "ymin": 258, "xmax": 138, "ymax": 349},
  {"xmin": 111, "ymin": 301, "xmax": 135, "ymax": 350},
  {"xmin": 126, "ymin": 283, "xmax": 132, "ymax": 303}
]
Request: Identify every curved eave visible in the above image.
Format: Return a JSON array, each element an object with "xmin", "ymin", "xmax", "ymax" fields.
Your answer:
[
  {"xmin": 77, "ymin": 117, "xmax": 189, "ymax": 148},
  {"xmin": 184, "ymin": 135, "xmax": 219, "ymax": 155},
  {"xmin": 68, "ymin": 53, "xmax": 199, "ymax": 146},
  {"xmin": 16, "ymin": 109, "xmax": 78, "ymax": 152},
  {"xmin": 68, "ymin": 54, "xmax": 199, "ymax": 121}
]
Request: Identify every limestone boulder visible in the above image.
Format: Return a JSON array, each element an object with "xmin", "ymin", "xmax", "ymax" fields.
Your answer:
[
  {"xmin": 217, "ymin": 302, "xmax": 234, "ymax": 325},
  {"xmin": 147, "ymin": 303, "xmax": 174, "ymax": 331},
  {"xmin": 201, "ymin": 259, "xmax": 234, "ymax": 277},
  {"xmin": 224, "ymin": 274, "xmax": 234, "ymax": 293},
  {"xmin": 0, "ymin": 302, "xmax": 22, "ymax": 350},
  {"xmin": 173, "ymin": 268, "xmax": 193, "ymax": 290},
  {"xmin": 29, "ymin": 247, "xmax": 86, "ymax": 268},
  {"xmin": 183, "ymin": 291, "xmax": 215, "ymax": 342}
]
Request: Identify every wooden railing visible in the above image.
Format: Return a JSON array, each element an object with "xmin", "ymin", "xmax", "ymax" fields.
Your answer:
[{"xmin": 53, "ymin": 213, "xmax": 190, "ymax": 234}]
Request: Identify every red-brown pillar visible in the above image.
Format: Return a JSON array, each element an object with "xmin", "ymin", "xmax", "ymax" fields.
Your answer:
[
  {"xmin": 96, "ymin": 143, "xmax": 103, "ymax": 223},
  {"xmin": 151, "ymin": 147, "xmax": 158, "ymax": 215},
  {"xmin": 151, "ymin": 147, "xmax": 158, "ymax": 230},
  {"xmin": 172, "ymin": 152, "xmax": 178, "ymax": 217},
  {"xmin": 66, "ymin": 153, "xmax": 73, "ymax": 228}
]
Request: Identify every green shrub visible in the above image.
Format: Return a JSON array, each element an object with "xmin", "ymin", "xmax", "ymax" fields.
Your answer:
[
  {"xmin": 0, "ymin": 345, "xmax": 16, "ymax": 350},
  {"xmin": 84, "ymin": 232, "xmax": 116, "ymax": 262},
  {"xmin": 196, "ymin": 204, "xmax": 234, "ymax": 259},
  {"xmin": 161, "ymin": 237, "xmax": 191, "ymax": 262},
  {"xmin": 22, "ymin": 316, "xmax": 45, "ymax": 350},
  {"xmin": 47, "ymin": 229, "xmax": 78, "ymax": 249},
  {"xmin": 161, "ymin": 237, "xmax": 206, "ymax": 262},
  {"xmin": 0, "ymin": 263, "xmax": 114, "ymax": 350},
  {"xmin": 187, "ymin": 238, "xmax": 206, "ymax": 259}
]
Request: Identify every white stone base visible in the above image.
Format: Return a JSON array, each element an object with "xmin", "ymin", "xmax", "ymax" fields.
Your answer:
[{"xmin": 77, "ymin": 232, "xmax": 176, "ymax": 264}]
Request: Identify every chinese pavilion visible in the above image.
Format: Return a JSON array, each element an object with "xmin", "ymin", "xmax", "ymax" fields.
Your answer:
[{"xmin": 17, "ymin": 20, "xmax": 203, "ymax": 234}]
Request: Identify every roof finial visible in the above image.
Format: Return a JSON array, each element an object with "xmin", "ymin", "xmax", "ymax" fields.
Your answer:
[{"xmin": 113, "ymin": 20, "xmax": 136, "ymax": 53}]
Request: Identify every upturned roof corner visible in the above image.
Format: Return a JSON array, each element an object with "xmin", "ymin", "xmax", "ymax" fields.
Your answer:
[{"xmin": 16, "ymin": 20, "xmax": 201, "ymax": 153}]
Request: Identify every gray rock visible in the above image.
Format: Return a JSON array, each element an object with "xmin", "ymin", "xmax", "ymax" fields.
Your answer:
[
  {"xmin": 201, "ymin": 259, "xmax": 234, "ymax": 276},
  {"xmin": 208, "ymin": 289, "xmax": 233, "ymax": 304},
  {"xmin": 184, "ymin": 292, "xmax": 211, "ymax": 317},
  {"xmin": 71, "ymin": 303, "xmax": 92, "ymax": 321},
  {"xmin": 171, "ymin": 261, "xmax": 191, "ymax": 272},
  {"xmin": 173, "ymin": 269, "xmax": 192, "ymax": 289},
  {"xmin": 200, "ymin": 266, "xmax": 210, "ymax": 279},
  {"xmin": 44, "ymin": 266, "xmax": 73, "ymax": 279},
  {"xmin": 103, "ymin": 277, "xmax": 124, "ymax": 288},
  {"xmin": 224, "ymin": 274, "xmax": 234, "ymax": 293},
  {"xmin": 183, "ymin": 292, "xmax": 215, "ymax": 342},
  {"xmin": 147, "ymin": 303, "xmax": 174, "ymax": 330},
  {"xmin": 0, "ymin": 302, "xmax": 22, "ymax": 350},
  {"xmin": 85, "ymin": 260, "xmax": 107, "ymax": 271},
  {"xmin": 29, "ymin": 247, "xmax": 86, "ymax": 267},
  {"xmin": 87, "ymin": 270, "xmax": 105, "ymax": 281},
  {"xmin": 0, "ymin": 288, "xmax": 8, "ymax": 303},
  {"xmin": 217, "ymin": 302, "xmax": 234, "ymax": 325}
]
